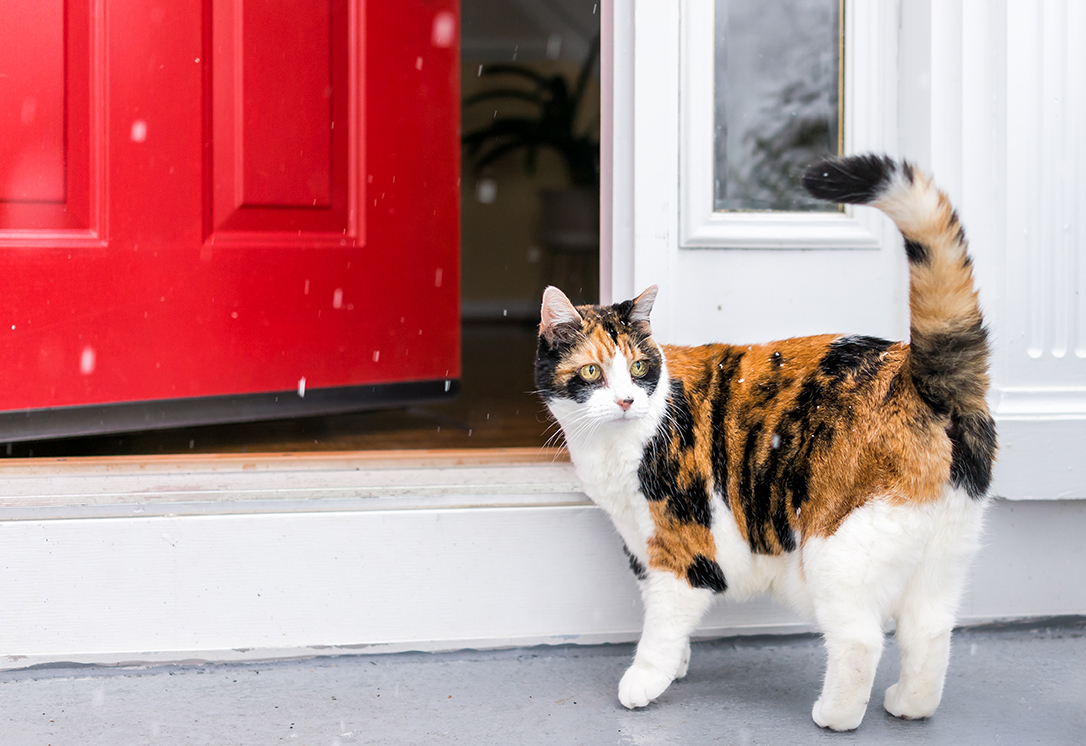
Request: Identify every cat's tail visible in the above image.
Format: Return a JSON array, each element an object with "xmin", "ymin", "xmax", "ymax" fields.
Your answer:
[{"xmin": 802, "ymin": 154, "xmax": 996, "ymax": 499}]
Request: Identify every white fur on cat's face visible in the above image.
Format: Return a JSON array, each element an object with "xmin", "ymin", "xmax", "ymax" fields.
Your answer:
[
  {"xmin": 548, "ymin": 347, "xmax": 670, "ymax": 452},
  {"xmin": 590, "ymin": 348, "xmax": 652, "ymax": 422}
]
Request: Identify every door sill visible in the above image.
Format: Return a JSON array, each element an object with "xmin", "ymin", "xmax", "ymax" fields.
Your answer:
[{"xmin": 0, "ymin": 447, "xmax": 582, "ymax": 521}]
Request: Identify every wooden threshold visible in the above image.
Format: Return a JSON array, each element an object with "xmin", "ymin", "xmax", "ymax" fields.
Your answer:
[{"xmin": 0, "ymin": 446, "xmax": 569, "ymax": 474}]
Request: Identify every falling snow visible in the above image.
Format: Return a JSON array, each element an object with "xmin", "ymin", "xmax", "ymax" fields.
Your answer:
[
  {"xmin": 130, "ymin": 120, "xmax": 148, "ymax": 143},
  {"xmin": 431, "ymin": 11, "xmax": 456, "ymax": 48},
  {"xmin": 476, "ymin": 178, "xmax": 497, "ymax": 204},
  {"xmin": 80, "ymin": 346, "xmax": 96, "ymax": 375}
]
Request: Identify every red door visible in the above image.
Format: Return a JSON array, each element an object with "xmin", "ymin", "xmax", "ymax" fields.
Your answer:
[{"xmin": 0, "ymin": 0, "xmax": 460, "ymax": 440}]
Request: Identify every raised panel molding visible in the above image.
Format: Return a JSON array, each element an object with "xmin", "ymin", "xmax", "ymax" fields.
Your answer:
[
  {"xmin": 0, "ymin": 0, "xmax": 104, "ymax": 244},
  {"xmin": 0, "ymin": 0, "xmax": 66, "ymax": 204},
  {"xmin": 955, "ymin": 0, "xmax": 1086, "ymax": 499},
  {"xmin": 207, "ymin": 0, "xmax": 359, "ymax": 245},
  {"xmin": 240, "ymin": 0, "xmax": 332, "ymax": 208},
  {"xmin": 1002, "ymin": 0, "xmax": 1086, "ymax": 392}
]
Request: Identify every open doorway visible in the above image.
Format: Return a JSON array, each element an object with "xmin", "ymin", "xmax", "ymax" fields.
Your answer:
[{"xmin": 2, "ymin": 1, "xmax": 600, "ymax": 458}]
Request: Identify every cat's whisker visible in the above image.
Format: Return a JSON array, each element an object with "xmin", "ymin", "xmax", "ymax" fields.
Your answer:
[
  {"xmin": 561, "ymin": 413, "xmax": 599, "ymax": 445},
  {"xmin": 542, "ymin": 428, "xmax": 568, "ymax": 451}
]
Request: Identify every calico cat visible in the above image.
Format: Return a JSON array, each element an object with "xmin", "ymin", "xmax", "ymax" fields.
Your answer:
[{"xmin": 534, "ymin": 155, "xmax": 996, "ymax": 731}]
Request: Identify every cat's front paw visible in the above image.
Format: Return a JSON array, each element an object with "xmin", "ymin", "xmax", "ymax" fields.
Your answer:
[
  {"xmin": 883, "ymin": 682, "xmax": 939, "ymax": 720},
  {"xmin": 812, "ymin": 697, "xmax": 867, "ymax": 732},
  {"xmin": 618, "ymin": 662, "xmax": 673, "ymax": 709}
]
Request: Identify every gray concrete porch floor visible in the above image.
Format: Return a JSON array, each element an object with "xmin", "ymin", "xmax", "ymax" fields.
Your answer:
[{"xmin": 2, "ymin": 619, "xmax": 1083, "ymax": 745}]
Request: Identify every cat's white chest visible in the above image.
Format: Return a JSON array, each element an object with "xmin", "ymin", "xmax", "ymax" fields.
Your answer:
[
  {"xmin": 549, "ymin": 401, "xmax": 664, "ymax": 550},
  {"xmin": 569, "ymin": 433, "xmax": 644, "ymax": 511}
]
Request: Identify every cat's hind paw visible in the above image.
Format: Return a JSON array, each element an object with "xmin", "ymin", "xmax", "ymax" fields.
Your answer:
[
  {"xmin": 618, "ymin": 662, "xmax": 673, "ymax": 709},
  {"xmin": 883, "ymin": 682, "xmax": 939, "ymax": 720},
  {"xmin": 812, "ymin": 697, "xmax": 867, "ymax": 732}
]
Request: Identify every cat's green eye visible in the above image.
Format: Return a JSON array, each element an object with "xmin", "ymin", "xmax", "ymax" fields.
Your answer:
[
  {"xmin": 579, "ymin": 364, "xmax": 602, "ymax": 382},
  {"xmin": 630, "ymin": 360, "xmax": 648, "ymax": 378}
]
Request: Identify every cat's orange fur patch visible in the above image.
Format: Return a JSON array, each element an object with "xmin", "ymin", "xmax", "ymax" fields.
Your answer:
[
  {"xmin": 658, "ymin": 335, "xmax": 952, "ymax": 547},
  {"xmin": 646, "ymin": 501, "xmax": 717, "ymax": 577},
  {"xmin": 554, "ymin": 325, "xmax": 643, "ymax": 383}
]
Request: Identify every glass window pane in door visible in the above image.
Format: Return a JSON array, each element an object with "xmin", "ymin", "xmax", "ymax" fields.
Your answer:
[{"xmin": 714, "ymin": 0, "xmax": 841, "ymax": 212}]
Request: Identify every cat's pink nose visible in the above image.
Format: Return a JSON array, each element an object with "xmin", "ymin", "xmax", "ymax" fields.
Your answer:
[{"xmin": 617, "ymin": 397, "xmax": 634, "ymax": 411}]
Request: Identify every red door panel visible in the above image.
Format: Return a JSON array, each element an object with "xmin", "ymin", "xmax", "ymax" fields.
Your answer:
[
  {"xmin": 210, "ymin": 0, "xmax": 354, "ymax": 237},
  {"xmin": 0, "ymin": 0, "xmax": 460, "ymax": 439},
  {"xmin": 0, "ymin": 0, "xmax": 96, "ymax": 236}
]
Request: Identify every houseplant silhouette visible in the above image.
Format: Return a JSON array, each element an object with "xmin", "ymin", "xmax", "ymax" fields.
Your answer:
[
  {"xmin": 462, "ymin": 37, "xmax": 600, "ymax": 304},
  {"xmin": 462, "ymin": 36, "xmax": 599, "ymax": 188}
]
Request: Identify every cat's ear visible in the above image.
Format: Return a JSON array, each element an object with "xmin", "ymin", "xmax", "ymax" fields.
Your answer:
[
  {"xmin": 540, "ymin": 286, "xmax": 583, "ymax": 346},
  {"xmin": 628, "ymin": 285, "xmax": 658, "ymax": 333}
]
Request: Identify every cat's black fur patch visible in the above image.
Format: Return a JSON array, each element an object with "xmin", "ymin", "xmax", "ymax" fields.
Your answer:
[
  {"xmin": 949, "ymin": 411, "xmax": 997, "ymax": 499},
  {"xmin": 749, "ymin": 376, "xmax": 791, "ymax": 410},
  {"xmin": 632, "ymin": 342, "xmax": 664, "ymax": 396},
  {"xmin": 665, "ymin": 473, "xmax": 714, "ymax": 528},
  {"xmin": 759, "ymin": 430, "xmax": 799, "ymax": 553},
  {"xmin": 638, "ymin": 444, "xmax": 677, "ymax": 505},
  {"xmin": 785, "ymin": 421, "xmax": 829, "ymax": 512},
  {"xmin": 821, "ymin": 335, "xmax": 894, "ymax": 386},
  {"xmin": 727, "ymin": 365, "xmax": 825, "ymax": 554},
  {"xmin": 801, "ymin": 154, "xmax": 901, "ymax": 205},
  {"xmin": 623, "ymin": 544, "xmax": 648, "ymax": 581},
  {"xmin": 535, "ymin": 331, "xmax": 580, "ymax": 402},
  {"xmin": 739, "ymin": 424, "xmax": 773, "ymax": 553},
  {"xmin": 904, "ymin": 239, "xmax": 930, "ymax": 265},
  {"xmin": 709, "ymin": 348, "xmax": 744, "ymax": 501},
  {"xmin": 686, "ymin": 554, "xmax": 728, "ymax": 593},
  {"xmin": 639, "ymin": 382, "xmax": 712, "ymax": 528},
  {"xmin": 909, "ymin": 323, "xmax": 990, "ymax": 418},
  {"xmin": 670, "ymin": 379, "xmax": 696, "ymax": 450}
]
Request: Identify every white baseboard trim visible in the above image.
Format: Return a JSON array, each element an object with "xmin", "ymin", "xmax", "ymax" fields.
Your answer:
[{"xmin": 991, "ymin": 416, "xmax": 1086, "ymax": 500}]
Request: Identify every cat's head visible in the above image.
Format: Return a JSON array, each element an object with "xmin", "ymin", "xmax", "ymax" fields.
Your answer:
[{"xmin": 535, "ymin": 285, "xmax": 664, "ymax": 424}]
